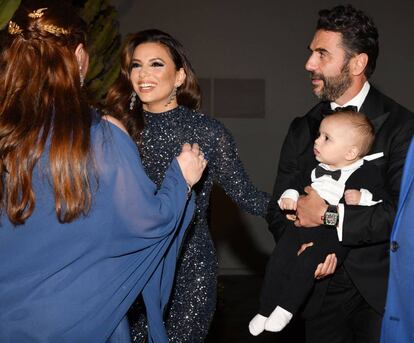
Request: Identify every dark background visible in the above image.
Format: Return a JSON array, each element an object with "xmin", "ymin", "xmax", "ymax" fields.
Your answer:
[{"xmin": 110, "ymin": 0, "xmax": 414, "ymax": 275}]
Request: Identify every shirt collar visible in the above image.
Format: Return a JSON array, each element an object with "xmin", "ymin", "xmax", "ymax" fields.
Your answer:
[
  {"xmin": 331, "ymin": 81, "xmax": 370, "ymax": 111},
  {"xmin": 319, "ymin": 158, "xmax": 364, "ymax": 172},
  {"xmin": 318, "ymin": 152, "xmax": 383, "ymax": 173}
]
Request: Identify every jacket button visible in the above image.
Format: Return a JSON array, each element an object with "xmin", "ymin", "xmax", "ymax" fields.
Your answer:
[{"xmin": 390, "ymin": 241, "xmax": 399, "ymax": 252}]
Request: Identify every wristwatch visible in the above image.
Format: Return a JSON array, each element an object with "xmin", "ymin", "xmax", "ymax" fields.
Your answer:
[{"xmin": 322, "ymin": 205, "xmax": 339, "ymax": 226}]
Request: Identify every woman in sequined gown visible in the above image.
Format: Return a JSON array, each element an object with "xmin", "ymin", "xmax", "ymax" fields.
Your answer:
[{"xmin": 106, "ymin": 29, "xmax": 271, "ymax": 342}]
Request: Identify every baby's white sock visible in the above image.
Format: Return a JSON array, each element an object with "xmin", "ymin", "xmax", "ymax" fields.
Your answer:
[
  {"xmin": 248, "ymin": 314, "xmax": 267, "ymax": 336},
  {"xmin": 264, "ymin": 306, "xmax": 293, "ymax": 332}
]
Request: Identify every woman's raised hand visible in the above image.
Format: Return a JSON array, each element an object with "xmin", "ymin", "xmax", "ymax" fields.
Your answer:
[{"xmin": 176, "ymin": 143, "xmax": 207, "ymax": 188}]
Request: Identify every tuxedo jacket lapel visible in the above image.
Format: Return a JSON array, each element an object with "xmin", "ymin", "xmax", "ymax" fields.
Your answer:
[
  {"xmin": 370, "ymin": 112, "xmax": 390, "ymax": 133},
  {"xmin": 360, "ymin": 87, "xmax": 390, "ymax": 133},
  {"xmin": 307, "ymin": 102, "xmax": 327, "ymax": 141},
  {"xmin": 301, "ymin": 102, "xmax": 327, "ymax": 177}
]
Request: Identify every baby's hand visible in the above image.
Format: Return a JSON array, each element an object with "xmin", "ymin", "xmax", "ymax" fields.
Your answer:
[
  {"xmin": 344, "ymin": 189, "xmax": 361, "ymax": 205},
  {"xmin": 280, "ymin": 198, "xmax": 297, "ymax": 211}
]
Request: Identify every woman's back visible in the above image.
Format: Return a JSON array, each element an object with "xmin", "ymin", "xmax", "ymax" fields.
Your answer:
[{"xmin": 0, "ymin": 118, "xmax": 194, "ymax": 342}]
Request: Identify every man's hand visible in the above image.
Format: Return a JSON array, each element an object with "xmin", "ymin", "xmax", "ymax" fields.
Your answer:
[
  {"xmin": 314, "ymin": 253, "xmax": 337, "ymax": 279},
  {"xmin": 295, "ymin": 186, "xmax": 328, "ymax": 227}
]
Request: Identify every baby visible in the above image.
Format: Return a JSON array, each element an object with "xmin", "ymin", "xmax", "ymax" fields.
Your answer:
[{"xmin": 249, "ymin": 111, "xmax": 385, "ymax": 335}]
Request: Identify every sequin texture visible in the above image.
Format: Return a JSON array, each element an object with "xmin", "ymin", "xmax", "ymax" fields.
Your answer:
[{"xmin": 129, "ymin": 106, "xmax": 270, "ymax": 342}]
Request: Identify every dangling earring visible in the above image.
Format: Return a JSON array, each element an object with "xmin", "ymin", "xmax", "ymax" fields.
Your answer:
[
  {"xmin": 79, "ymin": 65, "xmax": 84, "ymax": 87},
  {"xmin": 130, "ymin": 91, "xmax": 137, "ymax": 111},
  {"xmin": 165, "ymin": 86, "xmax": 177, "ymax": 107}
]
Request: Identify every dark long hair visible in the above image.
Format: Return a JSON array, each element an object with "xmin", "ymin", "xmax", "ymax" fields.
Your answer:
[
  {"xmin": 0, "ymin": 0, "xmax": 93, "ymax": 224},
  {"xmin": 105, "ymin": 29, "xmax": 201, "ymax": 141},
  {"xmin": 317, "ymin": 5, "xmax": 379, "ymax": 79}
]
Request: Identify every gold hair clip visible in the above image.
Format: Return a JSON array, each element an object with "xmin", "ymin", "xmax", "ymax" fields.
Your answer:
[
  {"xmin": 28, "ymin": 8, "xmax": 48, "ymax": 19},
  {"xmin": 41, "ymin": 24, "xmax": 69, "ymax": 35},
  {"xmin": 8, "ymin": 21, "xmax": 23, "ymax": 35}
]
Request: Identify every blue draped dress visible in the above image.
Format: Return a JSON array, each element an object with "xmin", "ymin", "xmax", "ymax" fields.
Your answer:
[{"xmin": 0, "ymin": 117, "xmax": 194, "ymax": 343}]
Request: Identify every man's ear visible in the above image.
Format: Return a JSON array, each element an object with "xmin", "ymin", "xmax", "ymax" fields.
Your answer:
[{"xmin": 350, "ymin": 53, "xmax": 368, "ymax": 76}]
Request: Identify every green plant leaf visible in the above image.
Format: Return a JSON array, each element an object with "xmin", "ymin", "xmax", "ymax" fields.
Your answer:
[
  {"xmin": 0, "ymin": 0, "xmax": 21, "ymax": 29},
  {"xmin": 77, "ymin": 0, "xmax": 122, "ymax": 102}
]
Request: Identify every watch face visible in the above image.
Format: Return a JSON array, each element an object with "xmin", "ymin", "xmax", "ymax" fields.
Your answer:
[{"xmin": 324, "ymin": 212, "xmax": 339, "ymax": 226}]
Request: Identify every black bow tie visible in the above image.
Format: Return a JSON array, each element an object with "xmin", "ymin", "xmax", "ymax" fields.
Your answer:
[
  {"xmin": 315, "ymin": 165, "xmax": 341, "ymax": 181},
  {"xmin": 322, "ymin": 105, "xmax": 358, "ymax": 116}
]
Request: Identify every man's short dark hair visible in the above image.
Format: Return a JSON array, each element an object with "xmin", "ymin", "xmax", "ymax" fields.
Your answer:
[{"xmin": 317, "ymin": 5, "xmax": 379, "ymax": 79}]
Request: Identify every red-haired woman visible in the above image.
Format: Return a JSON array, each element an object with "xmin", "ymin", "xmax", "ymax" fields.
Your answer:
[{"xmin": 0, "ymin": 2, "xmax": 206, "ymax": 342}]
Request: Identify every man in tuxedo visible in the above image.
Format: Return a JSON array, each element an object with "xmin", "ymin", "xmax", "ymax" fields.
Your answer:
[{"xmin": 266, "ymin": 4, "xmax": 414, "ymax": 343}]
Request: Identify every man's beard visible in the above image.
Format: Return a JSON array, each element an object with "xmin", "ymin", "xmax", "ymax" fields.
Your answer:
[{"xmin": 311, "ymin": 62, "xmax": 353, "ymax": 101}]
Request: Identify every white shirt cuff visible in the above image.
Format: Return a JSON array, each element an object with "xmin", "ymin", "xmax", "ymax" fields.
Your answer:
[
  {"xmin": 359, "ymin": 188, "xmax": 382, "ymax": 206},
  {"xmin": 277, "ymin": 189, "xmax": 299, "ymax": 208},
  {"xmin": 337, "ymin": 204, "xmax": 345, "ymax": 242}
]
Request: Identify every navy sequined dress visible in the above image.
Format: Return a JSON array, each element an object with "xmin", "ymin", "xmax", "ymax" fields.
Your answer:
[{"xmin": 130, "ymin": 106, "xmax": 270, "ymax": 342}]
